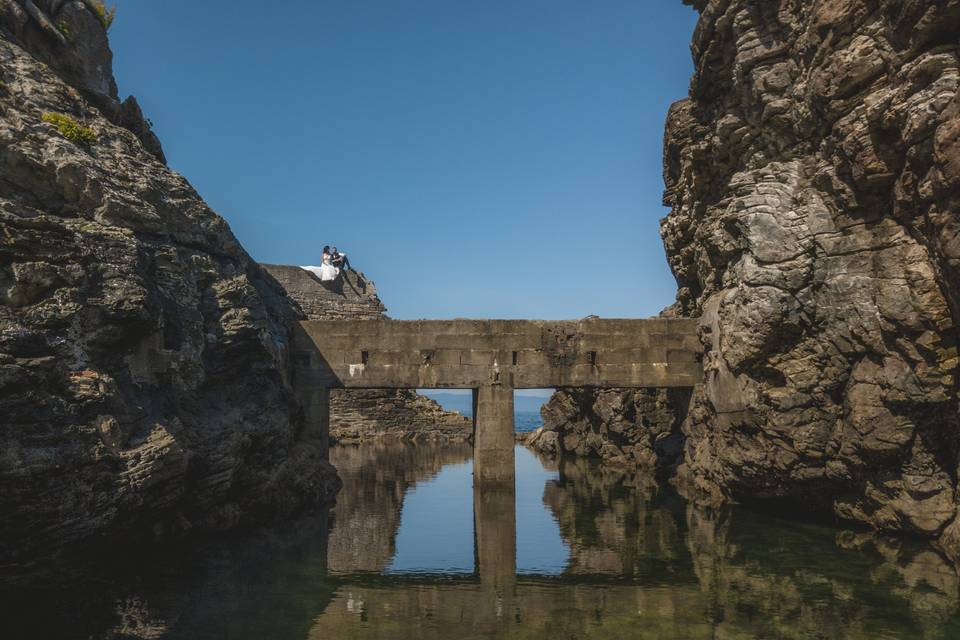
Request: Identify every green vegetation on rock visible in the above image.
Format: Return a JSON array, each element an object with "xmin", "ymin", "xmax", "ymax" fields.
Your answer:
[
  {"xmin": 91, "ymin": 1, "xmax": 116, "ymax": 31},
  {"xmin": 41, "ymin": 112, "xmax": 96, "ymax": 146},
  {"xmin": 56, "ymin": 20, "xmax": 71, "ymax": 41}
]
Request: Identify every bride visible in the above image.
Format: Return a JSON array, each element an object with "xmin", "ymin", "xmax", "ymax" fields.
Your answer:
[
  {"xmin": 318, "ymin": 245, "xmax": 340, "ymax": 281},
  {"xmin": 301, "ymin": 246, "xmax": 340, "ymax": 281}
]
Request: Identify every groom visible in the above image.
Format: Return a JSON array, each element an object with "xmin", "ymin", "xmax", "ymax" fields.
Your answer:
[{"xmin": 331, "ymin": 246, "xmax": 352, "ymax": 272}]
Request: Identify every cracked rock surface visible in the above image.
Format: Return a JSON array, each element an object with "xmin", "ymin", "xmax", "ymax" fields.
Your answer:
[
  {"xmin": 0, "ymin": 4, "xmax": 338, "ymax": 584},
  {"xmin": 662, "ymin": 0, "xmax": 960, "ymax": 556},
  {"xmin": 528, "ymin": 387, "xmax": 690, "ymax": 472}
]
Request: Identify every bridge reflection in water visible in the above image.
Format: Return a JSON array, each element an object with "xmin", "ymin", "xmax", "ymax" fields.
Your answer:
[
  {"xmin": 10, "ymin": 440, "xmax": 960, "ymax": 639},
  {"xmin": 311, "ymin": 442, "xmax": 960, "ymax": 640},
  {"xmin": 321, "ymin": 442, "xmax": 674, "ymax": 638}
]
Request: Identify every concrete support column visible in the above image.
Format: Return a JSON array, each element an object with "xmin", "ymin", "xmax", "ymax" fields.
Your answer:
[
  {"xmin": 300, "ymin": 386, "xmax": 331, "ymax": 457},
  {"xmin": 473, "ymin": 476, "xmax": 517, "ymax": 604},
  {"xmin": 472, "ymin": 382, "xmax": 515, "ymax": 485},
  {"xmin": 472, "ymin": 381, "xmax": 517, "ymax": 614}
]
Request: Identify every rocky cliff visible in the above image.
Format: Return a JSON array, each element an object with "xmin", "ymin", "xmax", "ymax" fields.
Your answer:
[
  {"xmin": 661, "ymin": 0, "xmax": 960, "ymax": 557},
  {"xmin": 528, "ymin": 387, "xmax": 690, "ymax": 472},
  {"xmin": 262, "ymin": 264, "xmax": 472, "ymax": 441},
  {"xmin": 0, "ymin": 2, "xmax": 338, "ymax": 584}
]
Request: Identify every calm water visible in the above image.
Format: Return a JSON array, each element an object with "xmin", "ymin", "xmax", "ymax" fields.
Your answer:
[{"xmin": 5, "ymin": 441, "xmax": 960, "ymax": 639}]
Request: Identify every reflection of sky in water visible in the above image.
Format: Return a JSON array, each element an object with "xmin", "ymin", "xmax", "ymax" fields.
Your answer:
[
  {"xmin": 386, "ymin": 446, "xmax": 567, "ymax": 575},
  {"xmin": 386, "ymin": 458, "xmax": 475, "ymax": 574},
  {"xmin": 515, "ymin": 447, "xmax": 568, "ymax": 574}
]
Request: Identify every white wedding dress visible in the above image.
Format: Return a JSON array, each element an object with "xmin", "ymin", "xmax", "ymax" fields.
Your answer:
[{"xmin": 302, "ymin": 258, "xmax": 340, "ymax": 282}]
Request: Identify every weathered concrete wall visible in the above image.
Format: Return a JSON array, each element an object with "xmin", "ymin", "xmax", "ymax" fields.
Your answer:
[
  {"xmin": 293, "ymin": 317, "xmax": 701, "ymax": 487},
  {"xmin": 261, "ymin": 265, "xmax": 470, "ymax": 440},
  {"xmin": 293, "ymin": 318, "xmax": 703, "ymax": 389}
]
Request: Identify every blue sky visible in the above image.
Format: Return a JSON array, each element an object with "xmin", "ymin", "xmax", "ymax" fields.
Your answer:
[{"xmin": 109, "ymin": 1, "xmax": 698, "ymax": 320}]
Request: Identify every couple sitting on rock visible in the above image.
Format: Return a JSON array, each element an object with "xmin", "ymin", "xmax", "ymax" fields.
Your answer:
[{"xmin": 316, "ymin": 245, "xmax": 351, "ymax": 281}]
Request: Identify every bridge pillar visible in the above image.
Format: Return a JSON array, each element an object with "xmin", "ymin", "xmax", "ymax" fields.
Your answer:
[
  {"xmin": 473, "ymin": 477, "xmax": 517, "ymax": 612},
  {"xmin": 471, "ymin": 382, "xmax": 517, "ymax": 609},
  {"xmin": 472, "ymin": 382, "xmax": 515, "ymax": 485},
  {"xmin": 300, "ymin": 386, "xmax": 330, "ymax": 457}
]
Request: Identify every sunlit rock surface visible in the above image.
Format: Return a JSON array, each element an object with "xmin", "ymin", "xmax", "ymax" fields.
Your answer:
[
  {"xmin": 661, "ymin": 0, "xmax": 960, "ymax": 556},
  {"xmin": 0, "ymin": 3, "xmax": 338, "ymax": 584}
]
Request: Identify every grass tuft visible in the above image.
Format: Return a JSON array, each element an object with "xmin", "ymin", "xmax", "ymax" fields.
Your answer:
[
  {"xmin": 41, "ymin": 112, "xmax": 96, "ymax": 146},
  {"xmin": 92, "ymin": 1, "xmax": 117, "ymax": 31},
  {"xmin": 56, "ymin": 20, "xmax": 72, "ymax": 41}
]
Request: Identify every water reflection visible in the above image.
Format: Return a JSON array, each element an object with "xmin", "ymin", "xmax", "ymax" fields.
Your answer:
[
  {"xmin": 327, "ymin": 440, "xmax": 472, "ymax": 573},
  {"xmin": 3, "ymin": 441, "xmax": 960, "ymax": 639}
]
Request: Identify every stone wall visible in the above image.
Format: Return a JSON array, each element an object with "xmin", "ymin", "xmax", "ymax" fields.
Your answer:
[
  {"xmin": 662, "ymin": 0, "xmax": 960, "ymax": 558},
  {"xmin": 0, "ymin": 5, "xmax": 338, "ymax": 585},
  {"xmin": 261, "ymin": 264, "xmax": 386, "ymax": 321},
  {"xmin": 260, "ymin": 265, "xmax": 471, "ymax": 440}
]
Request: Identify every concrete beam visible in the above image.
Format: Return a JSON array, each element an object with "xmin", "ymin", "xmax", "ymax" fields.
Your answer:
[{"xmin": 292, "ymin": 318, "xmax": 703, "ymax": 390}]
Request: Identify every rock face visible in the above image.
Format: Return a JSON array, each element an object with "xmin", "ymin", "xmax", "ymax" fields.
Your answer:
[
  {"xmin": 661, "ymin": 0, "xmax": 960, "ymax": 555},
  {"xmin": 0, "ymin": 0, "xmax": 164, "ymax": 161},
  {"xmin": 528, "ymin": 387, "xmax": 690, "ymax": 471},
  {"xmin": 0, "ymin": 5, "xmax": 338, "ymax": 584},
  {"xmin": 261, "ymin": 265, "xmax": 472, "ymax": 441}
]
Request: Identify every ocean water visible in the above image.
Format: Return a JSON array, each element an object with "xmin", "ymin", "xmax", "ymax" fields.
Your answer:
[
  {"xmin": 419, "ymin": 390, "xmax": 546, "ymax": 432},
  {"xmin": 514, "ymin": 410, "xmax": 542, "ymax": 432},
  {"xmin": 7, "ymin": 440, "xmax": 960, "ymax": 639}
]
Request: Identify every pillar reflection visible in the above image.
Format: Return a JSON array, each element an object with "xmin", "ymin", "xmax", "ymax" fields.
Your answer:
[{"xmin": 472, "ymin": 447, "xmax": 517, "ymax": 630}]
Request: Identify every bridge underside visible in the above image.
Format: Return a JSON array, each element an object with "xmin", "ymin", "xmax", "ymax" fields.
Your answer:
[{"xmin": 292, "ymin": 319, "xmax": 702, "ymax": 484}]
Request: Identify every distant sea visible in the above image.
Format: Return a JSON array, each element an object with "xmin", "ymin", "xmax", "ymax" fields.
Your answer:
[{"xmin": 420, "ymin": 391, "xmax": 547, "ymax": 433}]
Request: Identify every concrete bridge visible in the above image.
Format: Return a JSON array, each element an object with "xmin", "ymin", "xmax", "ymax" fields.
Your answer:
[{"xmin": 291, "ymin": 318, "xmax": 702, "ymax": 484}]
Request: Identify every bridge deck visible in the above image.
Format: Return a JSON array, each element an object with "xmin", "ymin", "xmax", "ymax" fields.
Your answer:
[{"xmin": 292, "ymin": 318, "xmax": 702, "ymax": 389}]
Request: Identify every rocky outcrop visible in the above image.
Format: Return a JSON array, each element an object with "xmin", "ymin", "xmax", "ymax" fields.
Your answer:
[
  {"xmin": 262, "ymin": 265, "xmax": 472, "ymax": 441},
  {"xmin": 0, "ymin": 0, "xmax": 164, "ymax": 161},
  {"xmin": 0, "ymin": 5, "xmax": 338, "ymax": 584},
  {"xmin": 262, "ymin": 264, "xmax": 387, "ymax": 321},
  {"xmin": 527, "ymin": 387, "xmax": 690, "ymax": 471},
  {"xmin": 661, "ymin": 0, "xmax": 960, "ymax": 556}
]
